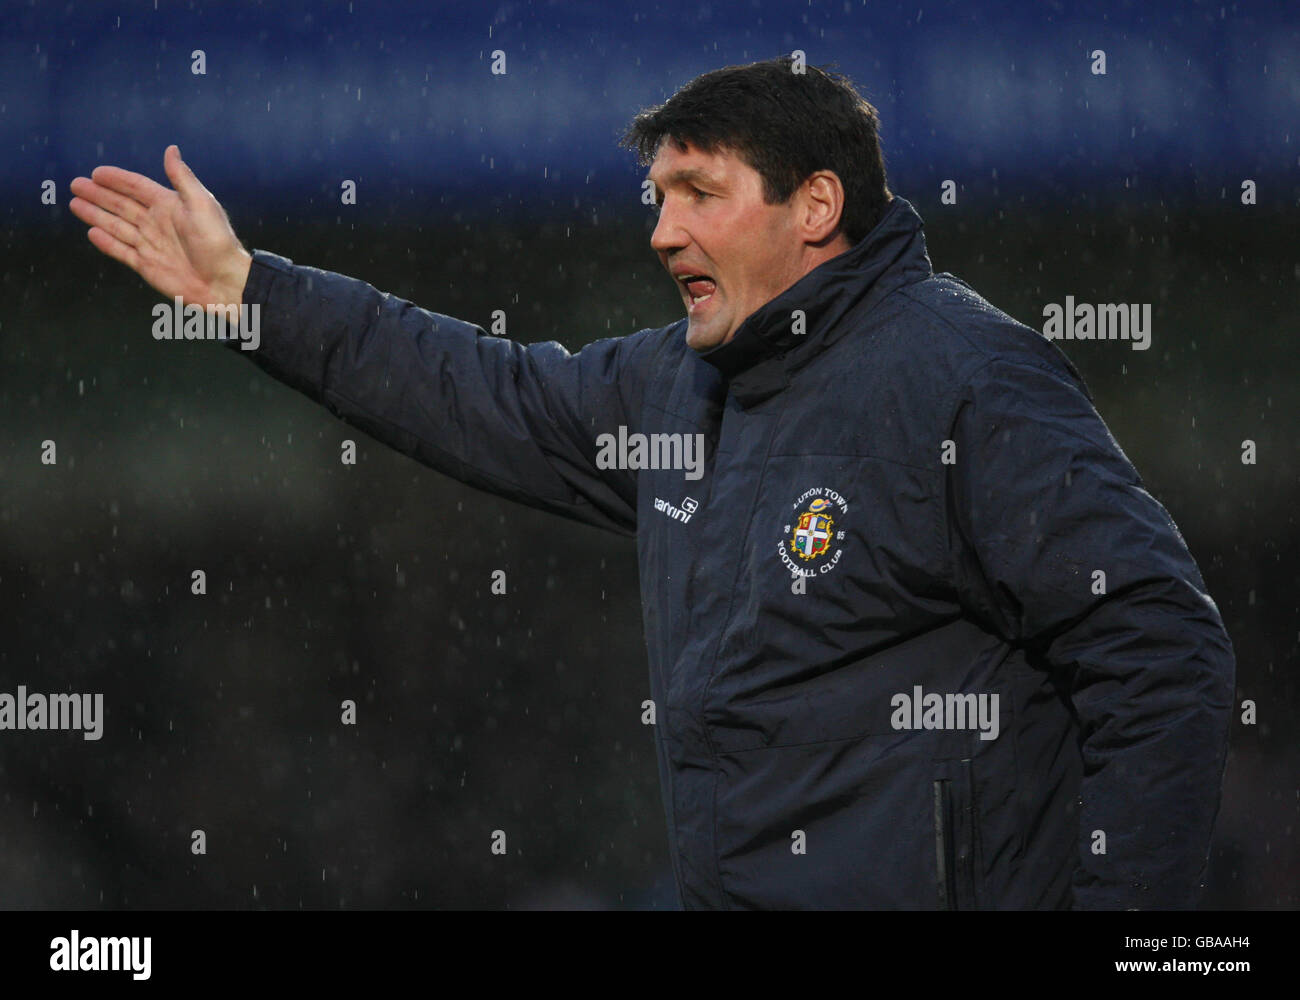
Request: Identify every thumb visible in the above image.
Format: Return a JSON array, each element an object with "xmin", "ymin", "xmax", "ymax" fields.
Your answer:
[{"xmin": 163, "ymin": 144, "xmax": 205, "ymax": 203}]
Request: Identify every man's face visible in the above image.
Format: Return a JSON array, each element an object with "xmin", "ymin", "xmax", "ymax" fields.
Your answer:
[{"xmin": 647, "ymin": 140, "xmax": 807, "ymax": 352}]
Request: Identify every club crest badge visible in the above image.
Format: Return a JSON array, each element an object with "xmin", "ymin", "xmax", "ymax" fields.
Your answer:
[{"xmin": 777, "ymin": 487, "xmax": 850, "ymax": 577}]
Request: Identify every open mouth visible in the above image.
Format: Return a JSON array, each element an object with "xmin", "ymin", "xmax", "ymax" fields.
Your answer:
[{"xmin": 679, "ymin": 274, "xmax": 717, "ymax": 311}]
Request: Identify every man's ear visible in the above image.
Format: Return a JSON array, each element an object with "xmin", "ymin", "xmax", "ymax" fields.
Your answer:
[{"xmin": 800, "ymin": 170, "xmax": 846, "ymax": 246}]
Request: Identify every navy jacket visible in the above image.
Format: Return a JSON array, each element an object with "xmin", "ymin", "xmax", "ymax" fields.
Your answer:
[{"xmin": 233, "ymin": 196, "xmax": 1235, "ymax": 909}]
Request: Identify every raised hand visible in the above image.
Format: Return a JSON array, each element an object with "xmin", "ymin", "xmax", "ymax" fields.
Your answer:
[{"xmin": 69, "ymin": 145, "xmax": 252, "ymax": 309}]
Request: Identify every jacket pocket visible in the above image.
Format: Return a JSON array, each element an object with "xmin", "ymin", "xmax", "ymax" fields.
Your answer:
[{"xmin": 933, "ymin": 758, "xmax": 981, "ymax": 910}]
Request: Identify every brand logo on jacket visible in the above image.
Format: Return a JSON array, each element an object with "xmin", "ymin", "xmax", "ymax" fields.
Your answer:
[
  {"xmin": 654, "ymin": 496, "xmax": 698, "ymax": 524},
  {"xmin": 777, "ymin": 487, "xmax": 849, "ymax": 577}
]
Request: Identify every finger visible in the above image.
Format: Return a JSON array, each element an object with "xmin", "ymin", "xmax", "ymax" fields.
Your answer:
[
  {"xmin": 73, "ymin": 183, "xmax": 150, "ymax": 233},
  {"xmin": 86, "ymin": 225, "xmax": 142, "ymax": 273},
  {"xmin": 88, "ymin": 164, "xmax": 170, "ymax": 210},
  {"xmin": 69, "ymin": 176, "xmax": 151, "ymax": 228},
  {"xmin": 69, "ymin": 195, "xmax": 143, "ymax": 249},
  {"xmin": 163, "ymin": 144, "xmax": 209, "ymax": 205}
]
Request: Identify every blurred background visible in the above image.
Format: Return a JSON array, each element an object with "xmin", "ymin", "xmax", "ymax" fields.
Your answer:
[{"xmin": 1, "ymin": 0, "xmax": 1295, "ymax": 909}]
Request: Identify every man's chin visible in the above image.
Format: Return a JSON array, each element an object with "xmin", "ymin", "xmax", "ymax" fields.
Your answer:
[{"xmin": 685, "ymin": 319, "xmax": 729, "ymax": 353}]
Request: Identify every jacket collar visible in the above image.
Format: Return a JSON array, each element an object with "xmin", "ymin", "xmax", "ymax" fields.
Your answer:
[{"xmin": 696, "ymin": 195, "xmax": 933, "ymax": 407}]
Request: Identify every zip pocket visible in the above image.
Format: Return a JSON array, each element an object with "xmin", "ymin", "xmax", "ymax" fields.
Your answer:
[
  {"xmin": 933, "ymin": 760, "xmax": 980, "ymax": 910},
  {"xmin": 933, "ymin": 778, "xmax": 956, "ymax": 909}
]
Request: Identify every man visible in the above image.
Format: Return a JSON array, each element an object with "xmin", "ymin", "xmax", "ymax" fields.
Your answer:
[{"xmin": 68, "ymin": 56, "xmax": 1234, "ymax": 909}]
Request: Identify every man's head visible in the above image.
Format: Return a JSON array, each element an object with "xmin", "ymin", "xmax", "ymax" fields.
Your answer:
[{"xmin": 622, "ymin": 56, "xmax": 891, "ymax": 351}]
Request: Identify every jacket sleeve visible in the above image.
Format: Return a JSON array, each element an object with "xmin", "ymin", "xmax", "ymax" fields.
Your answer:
[
  {"xmin": 945, "ymin": 356, "xmax": 1235, "ymax": 909},
  {"xmin": 226, "ymin": 249, "xmax": 661, "ymax": 536}
]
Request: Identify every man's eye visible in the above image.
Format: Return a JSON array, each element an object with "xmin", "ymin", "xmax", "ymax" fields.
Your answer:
[{"xmin": 648, "ymin": 188, "xmax": 710, "ymax": 214}]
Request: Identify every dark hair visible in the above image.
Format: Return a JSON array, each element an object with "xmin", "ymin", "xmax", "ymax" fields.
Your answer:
[{"xmin": 621, "ymin": 55, "xmax": 891, "ymax": 245}]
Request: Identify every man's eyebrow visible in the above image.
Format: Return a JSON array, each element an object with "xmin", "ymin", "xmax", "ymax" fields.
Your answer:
[{"xmin": 645, "ymin": 167, "xmax": 725, "ymax": 195}]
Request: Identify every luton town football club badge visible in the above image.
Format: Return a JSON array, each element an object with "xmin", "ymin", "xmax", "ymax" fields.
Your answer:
[{"xmin": 777, "ymin": 487, "xmax": 850, "ymax": 578}]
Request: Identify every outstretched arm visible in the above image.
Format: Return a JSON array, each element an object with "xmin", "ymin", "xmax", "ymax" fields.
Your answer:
[
  {"xmin": 69, "ymin": 148, "xmax": 659, "ymax": 535},
  {"xmin": 230, "ymin": 248, "xmax": 656, "ymax": 533}
]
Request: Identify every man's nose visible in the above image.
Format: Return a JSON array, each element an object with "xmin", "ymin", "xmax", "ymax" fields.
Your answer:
[{"xmin": 650, "ymin": 198, "xmax": 688, "ymax": 255}]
